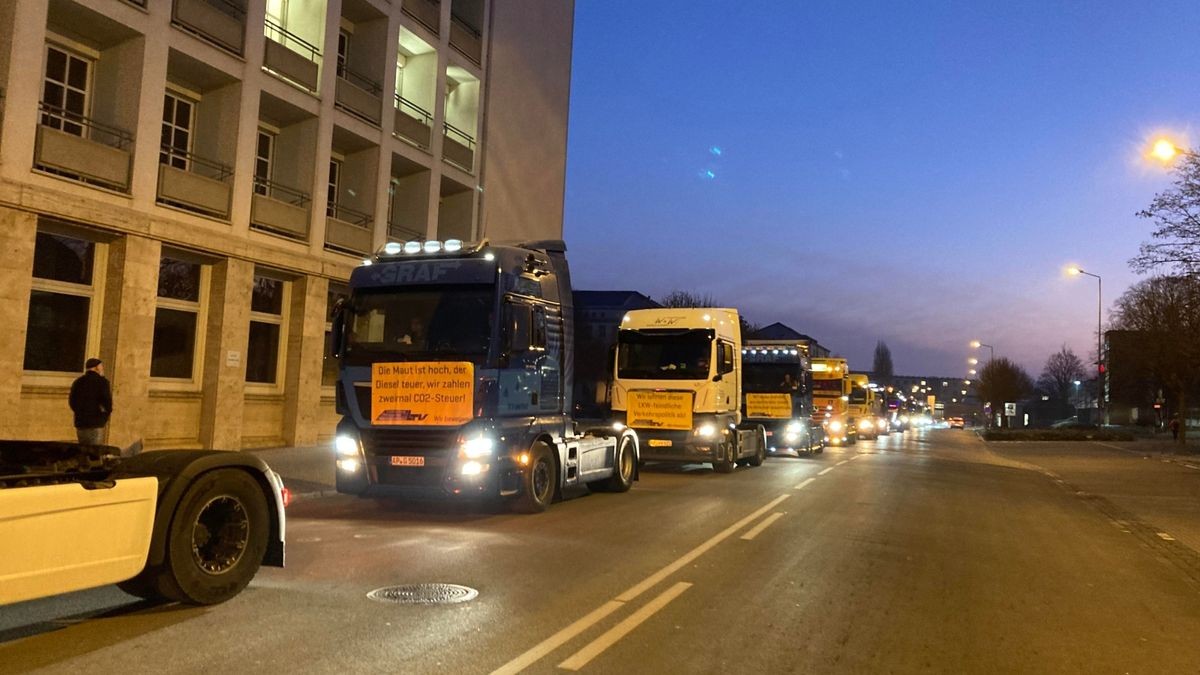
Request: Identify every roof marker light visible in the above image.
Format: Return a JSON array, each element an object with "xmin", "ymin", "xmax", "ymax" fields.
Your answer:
[
  {"xmin": 444, "ymin": 239, "xmax": 463, "ymax": 252},
  {"xmin": 403, "ymin": 241, "xmax": 422, "ymax": 254},
  {"xmin": 383, "ymin": 242, "xmax": 403, "ymax": 255},
  {"xmin": 484, "ymin": 252, "xmax": 495, "ymax": 261},
  {"xmin": 424, "ymin": 240, "xmax": 442, "ymax": 253},
  {"xmin": 360, "ymin": 259, "xmax": 372, "ymax": 266}
]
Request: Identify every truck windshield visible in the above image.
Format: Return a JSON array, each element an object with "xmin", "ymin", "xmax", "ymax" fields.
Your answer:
[
  {"xmin": 849, "ymin": 384, "xmax": 868, "ymax": 403},
  {"xmin": 343, "ymin": 286, "xmax": 494, "ymax": 365},
  {"xmin": 812, "ymin": 378, "xmax": 843, "ymax": 394},
  {"xmin": 617, "ymin": 329, "xmax": 712, "ymax": 380},
  {"xmin": 743, "ymin": 363, "xmax": 804, "ymax": 393}
]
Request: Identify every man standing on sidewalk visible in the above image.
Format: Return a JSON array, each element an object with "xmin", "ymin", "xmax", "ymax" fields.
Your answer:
[{"xmin": 69, "ymin": 358, "xmax": 112, "ymax": 445}]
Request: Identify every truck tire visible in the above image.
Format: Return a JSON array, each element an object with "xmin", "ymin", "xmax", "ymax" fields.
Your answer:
[
  {"xmin": 514, "ymin": 442, "xmax": 556, "ymax": 513},
  {"xmin": 746, "ymin": 427, "xmax": 766, "ymax": 467},
  {"xmin": 713, "ymin": 439, "xmax": 736, "ymax": 474},
  {"xmin": 597, "ymin": 433, "xmax": 636, "ymax": 492},
  {"xmin": 157, "ymin": 469, "xmax": 270, "ymax": 605}
]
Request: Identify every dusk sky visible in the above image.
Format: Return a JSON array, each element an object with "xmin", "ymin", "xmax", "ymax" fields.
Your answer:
[{"xmin": 561, "ymin": 1, "xmax": 1200, "ymax": 378}]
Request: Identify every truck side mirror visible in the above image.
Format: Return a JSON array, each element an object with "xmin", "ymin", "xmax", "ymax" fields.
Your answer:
[
  {"xmin": 506, "ymin": 304, "xmax": 533, "ymax": 354},
  {"xmin": 712, "ymin": 373, "xmax": 723, "ymax": 382},
  {"xmin": 330, "ymin": 300, "xmax": 347, "ymax": 357}
]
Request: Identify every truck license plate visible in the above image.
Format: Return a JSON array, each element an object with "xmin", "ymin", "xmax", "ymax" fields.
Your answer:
[
  {"xmin": 647, "ymin": 439, "xmax": 672, "ymax": 448},
  {"xmin": 390, "ymin": 456, "xmax": 425, "ymax": 467}
]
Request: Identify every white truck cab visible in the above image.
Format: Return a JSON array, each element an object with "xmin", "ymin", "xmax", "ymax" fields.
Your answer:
[{"xmin": 611, "ymin": 308, "xmax": 765, "ymax": 473}]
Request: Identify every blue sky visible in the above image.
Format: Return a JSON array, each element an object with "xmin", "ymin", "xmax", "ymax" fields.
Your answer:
[{"xmin": 562, "ymin": 0, "xmax": 1200, "ymax": 376}]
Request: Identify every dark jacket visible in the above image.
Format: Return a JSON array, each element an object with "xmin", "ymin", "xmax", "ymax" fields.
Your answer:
[{"xmin": 69, "ymin": 370, "xmax": 112, "ymax": 429}]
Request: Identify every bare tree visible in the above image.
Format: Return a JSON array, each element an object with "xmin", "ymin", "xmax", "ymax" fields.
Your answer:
[
  {"xmin": 872, "ymin": 341, "xmax": 894, "ymax": 385},
  {"xmin": 1037, "ymin": 345, "xmax": 1086, "ymax": 419},
  {"xmin": 658, "ymin": 290, "xmax": 719, "ymax": 308},
  {"xmin": 977, "ymin": 357, "xmax": 1034, "ymax": 428},
  {"xmin": 1132, "ymin": 153, "xmax": 1200, "ymax": 275},
  {"xmin": 1110, "ymin": 275, "xmax": 1200, "ymax": 443}
]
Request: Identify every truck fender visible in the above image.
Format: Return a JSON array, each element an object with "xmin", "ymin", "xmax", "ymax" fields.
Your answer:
[
  {"xmin": 622, "ymin": 429, "xmax": 641, "ymax": 481},
  {"xmin": 110, "ymin": 450, "xmax": 286, "ymax": 569}
]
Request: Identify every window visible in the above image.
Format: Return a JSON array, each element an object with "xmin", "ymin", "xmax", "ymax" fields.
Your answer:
[
  {"xmin": 336, "ymin": 30, "xmax": 349, "ymax": 78},
  {"xmin": 327, "ymin": 158, "xmax": 342, "ymax": 216},
  {"xmin": 42, "ymin": 44, "xmax": 91, "ymax": 136},
  {"xmin": 151, "ymin": 255, "xmax": 205, "ymax": 379},
  {"xmin": 247, "ymin": 274, "xmax": 288, "ymax": 384},
  {"xmin": 254, "ymin": 129, "xmax": 275, "ymax": 195},
  {"xmin": 266, "ymin": 0, "xmax": 288, "ymax": 27},
  {"xmin": 24, "ymin": 231, "xmax": 101, "ymax": 373},
  {"xmin": 160, "ymin": 92, "xmax": 195, "ymax": 169},
  {"xmin": 323, "ymin": 282, "xmax": 349, "ymax": 386}
]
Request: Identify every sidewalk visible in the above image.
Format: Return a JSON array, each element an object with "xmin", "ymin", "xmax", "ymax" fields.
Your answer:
[{"xmin": 249, "ymin": 444, "xmax": 337, "ymax": 497}]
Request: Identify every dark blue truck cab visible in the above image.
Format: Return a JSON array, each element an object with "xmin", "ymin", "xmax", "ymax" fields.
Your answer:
[{"xmin": 329, "ymin": 239, "xmax": 637, "ymax": 512}]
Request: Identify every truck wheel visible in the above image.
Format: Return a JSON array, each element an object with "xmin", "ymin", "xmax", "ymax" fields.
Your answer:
[
  {"xmin": 746, "ymin": 427, "xmax": 766, "ymax": 467},
  {"xmin": 599, "ymin": 434, "xmax": 636, "ymax": 492},
  {"xmin": 159, "ymin": 469, "xmax": 269, "ymax": 605},
  {"xmin": 713, "ymin": 439, "xmax": 736, "ymax": 474},
  {"xmin": 514, "ymin": 442, "xmax": 556, "ymax": 513}
]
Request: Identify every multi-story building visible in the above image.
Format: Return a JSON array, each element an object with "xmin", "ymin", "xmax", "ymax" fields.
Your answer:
[{"xmin": 0, "ymin": 0, "xmax": 575, "ymax": 449}]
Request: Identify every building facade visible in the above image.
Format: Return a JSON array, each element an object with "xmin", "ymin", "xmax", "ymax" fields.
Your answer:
[{"xmin": 0, "ymin": 0, "xmax": 575, "ymax": 449}]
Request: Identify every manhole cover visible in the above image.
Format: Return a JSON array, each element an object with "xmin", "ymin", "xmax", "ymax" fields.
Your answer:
[{"xmin": 367, "ymin": 583, "xmax": 479, "ymax": 605}]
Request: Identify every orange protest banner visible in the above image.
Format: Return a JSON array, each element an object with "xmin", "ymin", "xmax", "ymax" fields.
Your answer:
[{"xmin": 371, "ymin": 362, "xmax": 474, "ymax": 425}]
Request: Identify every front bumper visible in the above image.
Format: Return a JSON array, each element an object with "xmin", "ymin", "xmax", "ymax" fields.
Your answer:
[{"xmin": 633, "ymin": 428, "xmax": 722, "ymax": 463}]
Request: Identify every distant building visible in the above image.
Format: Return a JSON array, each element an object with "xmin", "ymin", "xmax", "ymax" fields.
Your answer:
[
  {"xmin": 572, "ymin": 290, "xmax": 660, "ymax": 417},
  {"xmin": 748, "ymin": 322, "xmax": 831, "ymax": 358}
]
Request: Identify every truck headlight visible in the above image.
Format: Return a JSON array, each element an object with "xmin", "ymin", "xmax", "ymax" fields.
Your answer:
[
  {"xmin": 461, "ymin": 436, "xmax": 495, "ymax": 459},
  {"xmin": 829, "ymin": 420, "xmax": 844, "ymax": 433},
  {"xmin": 461, "ymin": 461, "xmax": 485, "ymax": 476},
  {"xmin": 786, "ymin": 421, "xmax": 804, "ymax": 433},
  {"xmin": 335, "ymin": 435, "xmax": 360, "ymax": 457},
  {"xmin": 696, "ymin": 423, "xmax": 716, "ymax": 438},
  {"xmin": 336, "ymin": 458, "xmax": 361, "ymax": 472},
  {"xmin": 858, "ymin": 419, "xmax": 873, "ymax": 430}
]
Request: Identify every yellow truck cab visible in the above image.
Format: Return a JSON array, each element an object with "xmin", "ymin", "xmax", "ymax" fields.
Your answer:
[
  {"xmin": 811, "ymin": 357, "xmax": 854, "ymax": 445},
  {"xmin": 847, "ymin": 373, "xmax": 882, "ymax": 440},
  {"xmin": 611, "ymin": 308, "xmax": 766, "ymax": 473}
]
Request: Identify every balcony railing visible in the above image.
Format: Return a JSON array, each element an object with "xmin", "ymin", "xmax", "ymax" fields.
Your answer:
[
  {"xmin": 264, "ymin": 18, "xmax": 321, "ymax": 91},
  {"xmin": 442, "ymin": 121, "xmax": 475, "ymax": 171},
  {"xmin": 449, "ymin": 13, "xmax": 482, "ymax": 65},
  {"xmin": 251, "ymin": 177, "xmax": 310, "ymax": 239},
  {"xmin": 35, "ymin": 102, "xmax": 134, "ymax": 192},
  {"xmin": 335, "ymin": 66, "xmax": 382, "ymax": 125},
  {"xmin": 325, "ymin": 203, "xmax": 374, "ymax": 254},
  {"xmin": 173, "ymin": 0, "xmax": 247, "ymax": 55},
  {"xmin": 157, "ymin": 146, "xmax": 233, "ymax": 218},
  {"xmin": 402, "ymin": 0, "xmax": 440, "ymax": 34},
  {"xmin": 393, "ymin": 94, "xmax": 432, "ymax": 148},
  {"xmin": 387, "ymin": 222, "xmax": 424, "ymax": 242}
]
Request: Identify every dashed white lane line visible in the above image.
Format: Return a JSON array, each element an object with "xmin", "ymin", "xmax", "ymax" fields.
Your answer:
[
  {"xmin": 1157, "ymin": 532, "xmax": 1177, "ymax": 541},
  {"xmin": 740, "ymin": 512, "xmax": 786, "ymax": 541},
  {"xmin": 1184, "ymin": 464, "xmax": 1200, "ymax": 471},
  {"xmin": 490, "ymin": 601, "xmax": 625, "ymax": 675},
  {"xmin": 795, "ymin": 477, "xmax": 817, "ymax": 490},
  {"xmin": 836, "ymin": 460, "xmax": 849, "ymax": 466},
  {"xmin": 818, "ymin": 467, "xmax": 835, "ymax": 476},
  {"xmin": 614, "ymin": 493, "xmax": 791, "ymax": 603},
  {"xmin": 557, "ymin": 582, "xmax": 693, "ymax": 671},
  {"xmin": 848, "ymin": 454, "xmax": 863, "ymax": 461}
]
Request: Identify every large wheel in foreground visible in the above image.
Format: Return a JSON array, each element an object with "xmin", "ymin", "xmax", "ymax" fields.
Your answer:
[
  {"xmin": 746, "ymin": 427, "xmax": 767, "ymax": 467},
  {"xmin": 514, "ymin": 442, "xmax": 556, "ymax": 513},
  {"xmin": 713, "ymin": 438, "xmax": 736, "ymax": 474},
  {"xmin": 156, "ymin": 469, "xmax": 269, "ymax": 605}
]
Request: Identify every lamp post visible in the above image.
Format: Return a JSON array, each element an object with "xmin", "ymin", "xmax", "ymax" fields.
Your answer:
[
  {"xmin": 1067, "ymin": 267, "xmax": 1103, "ymax": 424},
  {"xmin": 970, "ymin": 340, "xmax": 994, "ymax": 363}
]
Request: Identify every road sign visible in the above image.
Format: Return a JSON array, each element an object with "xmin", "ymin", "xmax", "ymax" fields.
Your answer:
[{"xmin": 1004, "ymin": 402, "xmax": 1017, "ymax": 416}]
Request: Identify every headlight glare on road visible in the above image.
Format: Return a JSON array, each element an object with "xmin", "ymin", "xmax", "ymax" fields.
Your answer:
[
  {"xmin": 335, "ymin": 435, "xmax": 360, "ymax": 457},
  {"xmin": 461, "ymin": 436, "xmax": 495, "ymax": 459},
  {"xmin": 696, "ymin": 423, "xmax": 716, "ymax": 438}
]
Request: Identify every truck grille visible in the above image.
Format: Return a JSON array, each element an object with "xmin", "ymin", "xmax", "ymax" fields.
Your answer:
[{"xmin": 363, "ymin": 428, "xmax": 461, "ymax": 455}]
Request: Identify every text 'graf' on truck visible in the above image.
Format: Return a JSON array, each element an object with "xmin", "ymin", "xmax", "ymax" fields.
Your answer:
[
  {"xmin": 329, "ymin": 239, "xmax": 638, "ymax": 513},
  {"xmin": 610, "ymin": 308, "xmax": 766, "ymax": 473},
  {"xmin": 1, "ymin": 442, "xmax": 287, "ymax": 606},
  {"xmin": 742, "ymin": 339, "xmax": 823, "ymax": 455}
]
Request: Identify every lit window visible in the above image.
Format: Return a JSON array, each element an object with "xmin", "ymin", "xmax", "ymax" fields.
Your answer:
[{"xmin": 24, "ymin": 229, "xmax": 101, "ymax": 373}]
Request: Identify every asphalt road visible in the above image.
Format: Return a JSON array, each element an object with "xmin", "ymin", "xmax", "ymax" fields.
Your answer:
[{"xmin": 4, "ymin": 429, "xmax": 1200, "ymax": 673}]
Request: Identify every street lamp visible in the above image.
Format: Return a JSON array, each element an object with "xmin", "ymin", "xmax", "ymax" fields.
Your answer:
[
  {"xmin": 970, "ymin": 340, "xmax": 994, "ymax": 363},
  {"xmin": 1067, "ymin": 266, "xmax": 1104, "ymax": 424},
  {"xmin": 967, "ymin": 357, "xmax": 978, "ymax": 366},
  {"xmin": 968, "ymin": 369, "xmax": 977, "ymax": 375},
  {"xmin": 1148, "ymin": 138, "xmax": 1196, "ymax": 163}
]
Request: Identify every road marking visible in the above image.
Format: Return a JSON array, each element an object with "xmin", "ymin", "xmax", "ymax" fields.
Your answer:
[
  {"xmin": 837, "ymin": 460, "xmax": 849, "ymax": 466},
  {"xmin": 1185, "ymin": 464, "xmax": 1200, "ymax": 470},
  {"xmin": 491, "ymin": 601, "xmax": 625, "ymax": 675},
  {"xmin": 795, "ymin": 477, "xmax": 817, "ymax": 490},
  {"xmin": 495, "ymin": 493, "xmax": 790, "ymax": 674},
  {"xmin": 848, "ymin": 454, "xmax": 862, "ymax": 461},
  {"xmin": 1157, "ymin": 532, "xmax": 1176, "ymax": 541},
  {"xmin": 557, "ymin": 583, "xmax": 693, "ymax": 671},
  {"xmin": 818, "ymin": 467, "xmax": 835, "ymax": 476},
  {"xmin": 615, "ymin": 493, "xmax": 791, "ymax": 603},
  {"xmin": 740, "ymin": 512, "xmax": 785, "ymax": 541}
]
